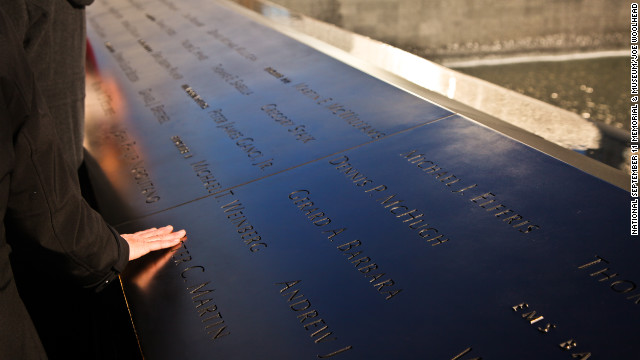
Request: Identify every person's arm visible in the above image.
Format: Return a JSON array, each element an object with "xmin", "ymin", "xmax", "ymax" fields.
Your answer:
[{"xmin": 1, "ymin": 9, "xmax": 184, "ymax": 290}]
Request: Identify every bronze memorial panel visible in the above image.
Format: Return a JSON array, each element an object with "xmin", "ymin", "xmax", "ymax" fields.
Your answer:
[{"xmin": 84, "ymin": 0, "xmax": 635, "ymax": 359}]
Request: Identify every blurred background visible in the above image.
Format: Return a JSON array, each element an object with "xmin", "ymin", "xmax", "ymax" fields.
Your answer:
[{"xmin": 235, "ymin": 0, "xmax": 631, "ymax": 173}]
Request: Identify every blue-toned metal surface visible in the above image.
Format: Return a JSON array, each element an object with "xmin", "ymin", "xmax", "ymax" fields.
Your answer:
[
  {"xmin": 83, "ymin": 0, "xmax": 635, "ymax": 359},
  {"xmin": 116, "ymin": 115, "xmax": 633, "ymax": 359},
  {"xmin": 84, "ymin": 0, "xmax": 452, "ymax": 224}
]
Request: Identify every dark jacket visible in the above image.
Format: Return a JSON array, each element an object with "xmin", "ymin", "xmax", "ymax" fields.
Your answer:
[{"xmin": 0, "ymin": 8, "xmax": 128, "ymax": 358}]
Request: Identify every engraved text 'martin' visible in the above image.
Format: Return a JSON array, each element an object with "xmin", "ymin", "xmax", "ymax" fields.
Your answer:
[{"xmin": 172, "ymin": 241, "xmax": 230, "ymax": 341}]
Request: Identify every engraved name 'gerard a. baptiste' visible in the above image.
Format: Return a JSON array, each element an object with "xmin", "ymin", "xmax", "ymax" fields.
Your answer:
[
  {"xmin": 137, "ymin": 39, "xmax": 183, "ymax": 79},
  {"xmin": 110, "ymin": 127, "xmax": 160, "ymax": 203},
  {"xmin": 578, "ymin": 255, "xmax": 640, "ymax": 305},
  {"xmin": 212, "ymin": 64, "xmax": 253, "ymax": 95},
  {"xmin": 293, "ymin": 83, "xmax": 384, "ymax": 139},
  {"xmin": 104, "ymin": 42, "xmax": 139, "ymax": 82},
  {"xmin": 512, "ymin": 303, "xmax": 591, "ymax": 359},
  {"xmin": 172, "ymin": 241, "xmax": 230, "ymax": 341},
  {"xmin": 329, "ymin": 156, "xmax": 451, "ymax": 247},
  {"xmin": 400, "ymin": 150, "xmax": 540, "ymax": 234},
  {"xmin": 261, "ymin": 104, "xmax": 315, "ymax": 144},
  {"xmin": 138, "ymin": 88, "xmax": 170, "ymax": 124},
  {"xmin": 288, "ymin": 190, "xmax": 402, "ymax": 300},
  {"xmin": 276, "ymin": 281, "xmax": 353, "ymax": 358},
  {"xmin": 90, "ymin": 80, "xmax": 116, "ymax": 117},
  {"xmin": 210, "ymin": 109, "xmax": 274, "ymax": 170}
]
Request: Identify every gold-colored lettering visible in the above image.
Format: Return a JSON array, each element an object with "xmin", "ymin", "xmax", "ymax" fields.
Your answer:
[
  {"xmin": 290, "ymin": 299, "xmax": 312, "ymax": 311},
  {"xmin": 303, "ymin": 319, "xmax": 326, "ymax": 330},
  {"xmin": 351, "ymin": 256, "xmax": 371, "ymax": 267},
  {"xmin": 312, "ymin": 329, "xmax": 336, "ymax": 343},
  {"xmin": 173, "ymin": 254, "xmax": 192, "ymax": 265},
  {"xmin": 202, "ymin": 312, "xmax": 222, "ymax": 323},
  {"xmin": 358, "ymin": 263, "xmax": 378, "ymax": 274},
  {"xmin": 378, "ymin": 194, "xmax": 403, "ymax": 208},
  {"xmin": 297, "ymin": 310, "xmax": 319, "ymax": 322},
  {"xmin": 288, "ymin": 190, "xmax": 310, "ymax": 200},
  {"xmin": 589, "ymin": 267, "xmax": 619, "ymax": 282},
  {"xmin": 521, "ymin": 310, "xmax": 544, "ymax": 324},
  {"xmin": 494, "ymin": 209, "xmax": 514, "ymax": 217},
  {"xmin": 626, "ymin": 292, "xmax": 640, "ymax": 304},
  {"xmin": 571, "ymin": 352, "xmax": 592, "ymax": 359},
  {"xmin": 345, "ymin": 250, "xmax": 363, "ymax": 260},
  {"xmin": 374, "ymin": 279, "xmax": 395, "ymax": 292},
  {"xmin": 188, "ymin": 281, "xmax": 214, "ymax": 299},
  {"xmin": 337, "ymin": 239, "xmax": 361, "ymax": 251},
  {"xmin": 519, "ymin": 224, "xmax": 540, "ymax": 233},
  {"xmin": 512, "ymin": 302, "xmax": 528, "ymax": 311},
  {"xmin": 277, "ymin": 280, "xmax": 301, "ymax": 293},
  {"xmin": 502, "ymin": 214, "xmax": 523, "ymax": 224},
  {"xmin": 181, "ymin": 266, "xmax": 205, "ymax": 278},
  {"xmin": 249, "ymin": 242, "xmax": 267, "ymax": 252},
  {"xmin": 484, "ymin": 203, "xmax": 506, "ymax": 211},
  {"xmin": 364, "ymin": 184, "xmax": 388, "ymax": 194},
  {"xmin": 317, "ymin": 345, "xmax": 353, "ymax": 358},
  {"xmin": 322, "ymin": 228, "xmax": 346, "ymax": 240},
  {"xmin": 383, "ymin": 289, "xmax": 402, "ymax": 300},
  {"xmin": 578, "ymin": 256, "xmax": 608, "ymax": 269},
  {"xmin": 450, "ymin": 347, "xmax": 482, "ymax": 360},
  {"xmin": 328, "ymin": 155, "xmax": 349, "ymax": 166},
  {"xmin": 396, "ymin": 209, "xmax": 424, "ymax": 223},
  {"xmin": 470, "ymin": 192, "xmax": 495, "ymax": 203},
  {"xmin": 199, "ymin": 304, "xmax": 218, "ymax": 317},
  {"xmin": 559, "ymin": 339, "xmax": 578, "ymax": 350},
  {"xmin": 425, "ymin": 233, "xmax": 449, "ymax": 246},
  {"xmin": 194, "ymin": 298, "xmax": 213, "ymax": 309},
  {"xmin": 537, "ymin": 322, "xmax": 557, "ymax": 333},
  {"xmin": 209, "ymin": 326, "xmax": 230, "ymax": 340},
  {"xmin": 451, "ymin": 184, "xmax": 478, "ymax": 194},
  {"xmin": 611, "ymin": 280, "xmax": 637, "ymax": 293},
  {"xmin": 283, "ymin": 288, "xmax": 303, "ymax": 303}
]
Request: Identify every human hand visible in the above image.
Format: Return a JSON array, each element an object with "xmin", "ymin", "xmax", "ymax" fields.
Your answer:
[{"xmin": 121, "ymin": 225, "xmax": 186, "ymax": 260}]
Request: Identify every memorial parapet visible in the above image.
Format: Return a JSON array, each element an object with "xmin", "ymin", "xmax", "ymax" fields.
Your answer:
[{"xmin": 84, "ymin": 0, "xmax": 635, "ymax": 359}]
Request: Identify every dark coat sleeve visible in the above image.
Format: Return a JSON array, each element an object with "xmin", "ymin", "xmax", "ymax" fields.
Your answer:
[{"xmin": 0, "ymin": 8, "xmax": 129, "ymax": 292}]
